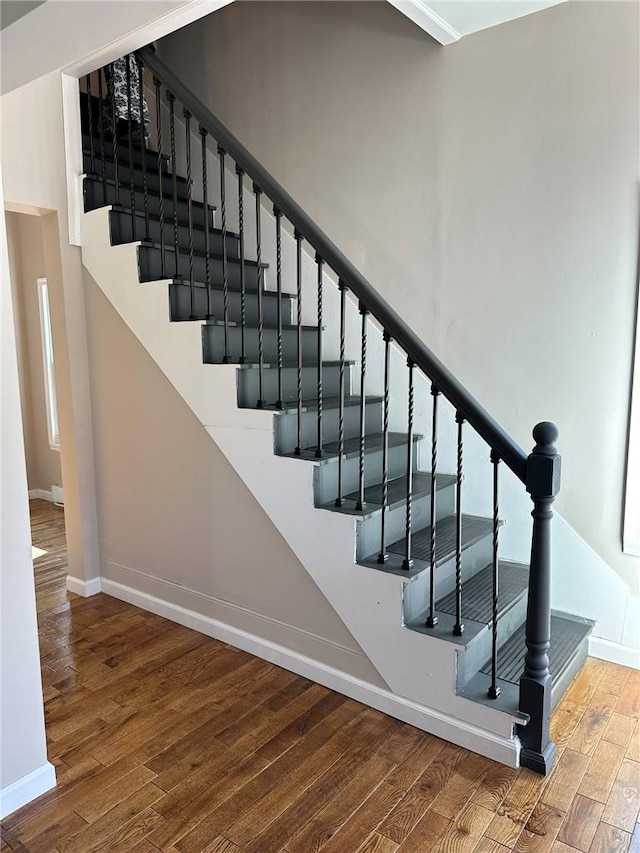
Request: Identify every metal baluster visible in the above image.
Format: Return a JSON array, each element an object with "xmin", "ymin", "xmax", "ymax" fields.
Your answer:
[
  {"xmin": 355, "ymin": 304, "xmax": 369, "ymax": 511},
  {"xmin": 488, "ymin": 451, "xmax": 501, "ymax": 698},
  {"xmin": 97, "ymin": 69, "xmax": 107, "ymax": 203},
  {"xmin": 294, "ymin": 230, "xmax": 303, "ymax": 455},
  {"xmin": 184, "ymin": 110, "xmax": 195, "ymax": 318},
  {"xmin": 126, "ymin": 58, "xmax": 136, "ymax": 240},
  {"xmin": 109, "ymin": 65, "xmax": 121, "ymax": 206},
  {"xmin": 86, "ymin": 73, "xmax": 95, "ymax": 174},
  {"xmin": 254, "ymin": 184, "xmax": 265, "ymax": 405},
  {"xmin": 201, "ymin": 127, "xmax": 212, "ymax": 318},
  {"xmin": 402, "ymin": 359, "xmax": 414, "ymax": 569},
  {"xmin": 167, "ymin": 90, "xmax": 179, "ymax": 278},
  {"xmin": 153, "ymin": 76, "xmax": 164, "ymax": 277},
  {"xmin": 453, "ymin": 413, "xmax": 465, "ymax": 636},
  {"xmin": 137, "ymin": 56, "xmax": 149, "ymax": 241},
  {"xmin": 378, "ymin": 331, "xmax": 391, "ymax": 564},
  {"xmin": 335, "ymin": 282, "xmax": 346, "ymax": 507},
  {"xmin": 236, "ymin": 167, "xmax": 246, "ymax": 360},
  {"xmin": 274, "ymin": 207, "xmax": 283, "ymax": 405},
  {"xmin": 218, "ymin": 147, "xmax": 230, "ymax": 360},
  {"xmin": 426, "ymin": 385, "xmax": 440, "ymax": 627},
  {"xmin": 315, "ymin": 255, "xmax": 324, "ymax": 457}
]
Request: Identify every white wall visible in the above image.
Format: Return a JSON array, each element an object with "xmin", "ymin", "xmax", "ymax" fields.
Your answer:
[
  {"xmin": 0, "ymin": 177, "xmax": 55, "ymax": 818},
  {"xmin": 158, "ymin": 1, "xmax": 640, "ymax": 602}
]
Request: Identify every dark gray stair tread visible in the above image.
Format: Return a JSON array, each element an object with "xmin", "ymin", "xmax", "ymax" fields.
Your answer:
[
  {"xmin": 115, "ymin": 208, "xmax": 237, "ymax": 238},
  {"xmin": 344, "ymin": 471, "xmax": 455, "ymax": 509},
  {"xmin": 171, "ymin": 280, "xmax": 291, "ymax": 301},
  {"xmin": 436, "ymin": 561, "xmax": 529, "ymax": 625},
  {"xmin": 205, "ymin": 320, "xmax": 318, "ymax": 332},
  {"xmin": 283, "ymin": 431, "xmax": 422, "ymax": 462},
  {"xmin": 387, "ymin": 514, "xmax": 494, "ymax": 565},
  {"xmin": 239, "ymin": 360, "xmax": 351, "ymax": 370},
  {"xmin": 249, "ymin": 395, "xmax": 382, "ymax": 414},
  {"xmin": 142, "ymin": 242, "xmax": 267, "ymax": 268},
  {"xmin": 86, "ymin": 175, "xmax": 208, "ymax": 208},
  {"xmin": 480, "ymin": 613, "xmax": 593, "ymax": 685}
]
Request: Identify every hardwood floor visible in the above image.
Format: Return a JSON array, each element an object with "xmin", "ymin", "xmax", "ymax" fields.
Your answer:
[{"xmin": 2, "ymin": 499, "xmax": 639, "ymax": 852}]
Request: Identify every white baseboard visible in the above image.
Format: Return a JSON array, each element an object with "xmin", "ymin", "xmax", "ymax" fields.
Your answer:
[
  {"xmin": 0, "ymin": 762, "xmax": 56, "ymax": 819},
  {"xmin": 66, "ymin": 575, "xmax": 102, "ymax": 597},
  {"xmin": 589, "ymin": 636, "xmax": 640, "ymax": 670},
  {"xmin": 100, "ymin": 577, "xmax": 520, "ymax": 767},
  {"xmin": 28, "ymin": 489, "xmax": 53, "ymax": 502}
]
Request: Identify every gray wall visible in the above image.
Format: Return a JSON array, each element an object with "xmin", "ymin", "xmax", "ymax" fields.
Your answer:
[
  {"xmin": 158, "ymin": 0, "xmax": 640, "ymax": 592},
  {"xmin": 6, "ymin": 211, "xmax": 62, "ymax": 494}
]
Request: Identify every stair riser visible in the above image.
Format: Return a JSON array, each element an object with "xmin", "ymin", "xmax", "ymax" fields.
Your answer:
[
  {"xmin": 403, "ymin": 535, "xmax": 493, "ymax": 624},
  {"xmin": 313, "ymin": 442, "xmax": 419, "ymax": 506},
  {"xmin": 85, "ymin": 153, "xmax": 189, "ymax": 201},
  {"xmin": 236, "ymin": 364, "xmax": 353, "ymax": 409},
  {"xmin": 138, "ymin": 245, "xmax": 263, "ymax": 290},
  {"xmin": 170, "ymin": 283, "xmax": 294, "ymax": 326},
  {"xmin": 84, "ymin": 178, "xmax": 214, "ymax": 228},
  {"xmin": 202, "ymin": 324, "xmax": 318, "ymax": 365},
  {"xmin": 456, "ymin": 591, "xmax": 529, "ymax": 689},
  {"xmin": 110, "ymin": 210, "xmax": 239, "ymax": 258},
  {"xmin": 274, "ymin": 400, "xmax": 382, "ymax": 456},
  {"xmin": 355, "ymin": 484, "xmax": 456, "ymax": 562}
]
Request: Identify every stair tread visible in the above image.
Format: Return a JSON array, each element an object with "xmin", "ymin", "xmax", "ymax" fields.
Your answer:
[
  {"xmin": 85, "ymin": 174, "xmax": 215, "ymax": 210},
  {"xmin": 348, "ymin": 471, "xmax": 454, "ymax": 509},
  {"xmin": 142, "ymin": 241, "xmax": 267, "ymax": 268},
  {"xmin": 387, "ymin": 514, "xmax": 495, "ymax": 565},
  {"xmin": 480, "ymin": 612, "xmax": 593, "ymax": 685},
  {"xmin": 282, "ymin": 431, "xmax": 423, "ymax": 462},
  {"xmin": 112, "ymin": 207, "xmax": 239, "ymax": 239},
  {"xmin": 171, "ymin": 280, "xmax": 292, "ymax": 298},
  {"xmin": 435, "ymin": 561, "xmax": 529, "ymax": 624},
  {"xmin": 247, "ymin": 395, "xmax": 383, "ymax": 414},
  {"xmin": 239, "ymin": 360, "xmax": 353, "ymax": 370},
  {"xmin": 205, "ymin": 320, "xmax": 318, "ymax": 332}
]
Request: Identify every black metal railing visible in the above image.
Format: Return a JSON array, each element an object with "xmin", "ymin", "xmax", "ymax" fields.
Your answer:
[{"xmin": 79, "ymin": 49, "xmax": 562, "ymax": 774}]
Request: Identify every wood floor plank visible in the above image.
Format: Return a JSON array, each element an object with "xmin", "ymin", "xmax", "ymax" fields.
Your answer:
[
  {"xmin": 567, "ymin": 707, "xmax": 612, "ymax": 756},
  {"xmin": 356, "ymin": 832, "xmax": 400, "ymax": 853},
  {"xmin": 577, "ymin": 739, "xmax": 626, "ymax": 803},
  {"xmin": 541, "ymin": 749, "xmax": 591, "ymax": 812},
  {"xmin": 432, "ymin": 802, "xmax": 495, "ymax": 853},
  {"xmin": 394, "ymin": 807, "xmax": 451, "ymax": 853},
  {"xmin": 484, "ymin": 769, "xmax": 548, "ymax": 848},
  {"xmin": 588, "ymin": 822, "xmax": 632, "ymax": 852},
  {"xmin": 601, "ymin": 758, "xmax": 640, "ymax": 832},
  {"xmin": 315, "ymin": 781, "xmax": 405, "ymax": 853},
  {"xmin": 603, "ymin": 713, "xmax": 638, "ymax": 748},
  {"xmin": 556, "ymin": 794, "xmax": 604, "ymax": 851},
  {"xmin": 512, "ymin": 801, "xmax": 565, "ymax": 853}
]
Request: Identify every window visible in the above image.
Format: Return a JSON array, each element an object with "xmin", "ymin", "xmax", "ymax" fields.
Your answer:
[{"xmin": 37, "ymin": 278, "xmax": 60, "ymax": 451}]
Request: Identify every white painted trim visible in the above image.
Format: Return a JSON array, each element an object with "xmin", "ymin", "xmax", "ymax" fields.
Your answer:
[
  {"xmin": 0, "ymin": 762, "xmax": 56, "ymax": 819},
  {"xmin": 100, "ymin": 577, "xmax": 520, "ymax": 767},
  {"xmin": 66, "ymin": 575, "xmax": 102, "ymax": 597},
  {"xmin": 28, "ymin": 489, "xmax": 54, "ymax": 502},
  {"xmin": 63, "ymin": 0, "xmax": 235, "ymax": 79},
  {"xmin": 62, "ymin": 72, "xmax": 84, "ymax": 248},
  {"xmin": 589, "ymin": 637, "xmax": 640, "ymax": 670},
  {"xmin": 387, "ymin": 0, "xmax": 461, "ymax": 45}
]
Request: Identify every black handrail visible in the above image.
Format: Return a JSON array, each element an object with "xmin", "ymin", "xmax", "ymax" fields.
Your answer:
[{"xmin": 138, "ymin": 46, "xmax": 527, "ymax": 483}]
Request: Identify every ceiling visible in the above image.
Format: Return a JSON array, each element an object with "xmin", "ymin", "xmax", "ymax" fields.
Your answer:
[
  {"xmin": 0, "ymin": 0, "xmax": 46, "ymax": 31},
  {"xmin": 388, "ymin": 0, "xmax": 567, "ymax": 44}
]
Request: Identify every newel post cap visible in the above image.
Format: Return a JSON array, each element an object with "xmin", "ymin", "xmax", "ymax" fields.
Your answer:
[{"xmin": 526, "ymin": 421, "xmax": 561, "ymax": 498}]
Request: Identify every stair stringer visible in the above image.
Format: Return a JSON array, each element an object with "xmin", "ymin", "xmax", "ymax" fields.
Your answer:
[{"xmin": 82, "ymin": 205, "xmax": 522, "ymax": 766}]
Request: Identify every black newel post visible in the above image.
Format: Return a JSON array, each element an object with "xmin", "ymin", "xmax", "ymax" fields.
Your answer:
[{"xmin": 518, "ymin": 421, "xmax": 561, "ymax": 775}]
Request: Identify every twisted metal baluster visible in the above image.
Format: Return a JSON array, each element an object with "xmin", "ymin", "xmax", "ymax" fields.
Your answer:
[
  {"xmin": 236, "ymin": 167, "xmax": 246, "ymax": 360},
  {"xmin": 426, "ymin": 385, "xmax": 440, "ymax": 627},
  {"xmin": 167, "ymin": 90, "xmax": 179, "ymax": 278},
  {"xmin": 97, "ymin": 69, "xmax": 107, "ymax": 204},
  {"xmin": 254, "ymin": 184, "xmax": 265, "ymax": 405},
  {"xmin": 153, "ymin": 76, "xmax": 164, "ymax": 277},
  {"xmin": 86, "ymin": 73, "xmax": 95, "ymax": 174},
  {"xmin": 453, "ymin": 413, "xmax": 465, "ymax": 636},
  {"xmin": 488, "ymin": 451, "xmax": 502, "ymax": 699},
  {"xmin": 219, "ymin": 147, "xmax": 230, "ymax": 360},
  {"xmin": 126, "ymin": 59, "xmax": 136, "ymax": 240},
  {"xmin": 402, "ymin": 359, "xmax": 414, "ymax": 569},
  {"xmin": 355, "ymin": 304, "xmax": 369, "ymax": 511},
  {"xmin": 184, "ymin": 110, "xmax": 195, "ymax": 318},
  {"xmin": 201, "ymin": 127, "xmax": 212, "ymax": 318},
  {"xmin": 274, "ymin": 207, "xmax": 283, "ymax": 406},
  {"xmin": 335, "ymin": 282, "xmax": 346, "ymax": 506},
  {"xmin": 137, "ymin": 56, "xmax": 149, "ymax": 241},
  {"xmin": 315, "ymin": 254, "xmax": 324, "ymax": 457},
  {"xmin": 378, "ymin": 331, "xmax": 391, "ymax": 564},
  {"xmin": 294, "ymin": 230, "xmax": 303, "ymax": 455},
  {"xmin": 110, "ymin": 64, "xmax": 121, "ymax": 207}
]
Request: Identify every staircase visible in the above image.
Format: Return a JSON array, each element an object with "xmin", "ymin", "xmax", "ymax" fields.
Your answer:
[{"xmin": 78, "ymin": 49, "xmax": 594, "ymax": 774}]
